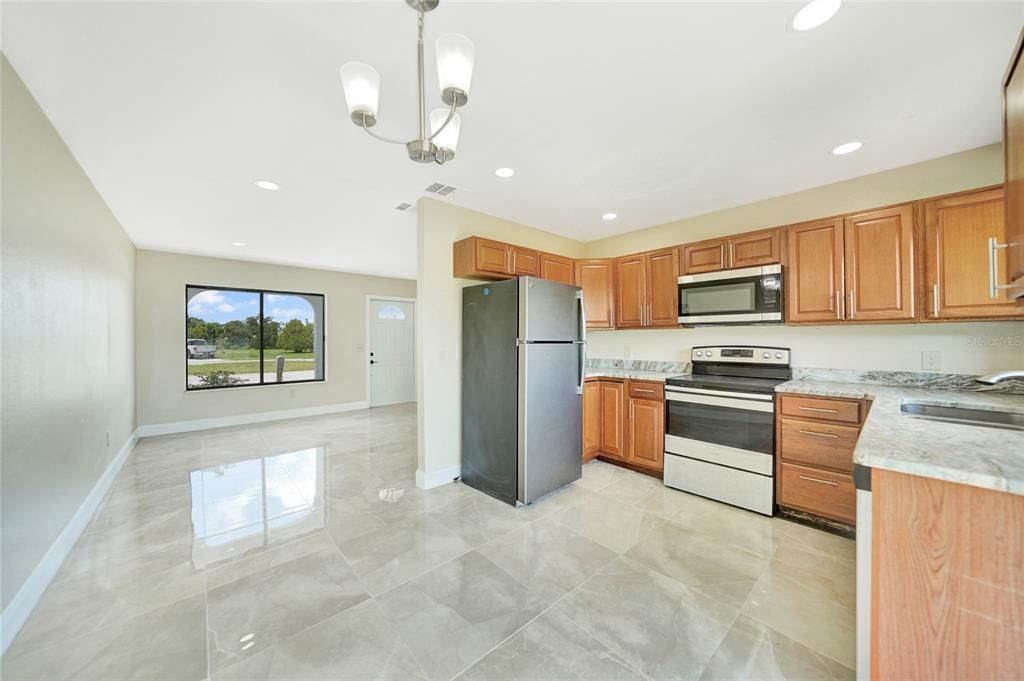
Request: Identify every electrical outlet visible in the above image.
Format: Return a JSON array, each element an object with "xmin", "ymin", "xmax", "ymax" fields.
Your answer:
[
  {"xmin": 624, "ymin": 345, "xmax": 632, "ymax": 359},
  {"xmin": 922, "ymin": 350, "xmax": 941, "ymax": 371}
]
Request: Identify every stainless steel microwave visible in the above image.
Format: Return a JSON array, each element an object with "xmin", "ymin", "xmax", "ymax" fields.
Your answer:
[{"xmin": 677, "ymin": 264, "xmax": 783, "ymax": 325}]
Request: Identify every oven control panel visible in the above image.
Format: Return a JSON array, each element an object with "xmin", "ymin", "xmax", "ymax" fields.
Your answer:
[{"xmin": 691, "ymin": 345, "xmax": 790, "ymax": 365}]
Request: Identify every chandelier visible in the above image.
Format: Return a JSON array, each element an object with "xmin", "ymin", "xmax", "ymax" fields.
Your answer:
[{"xmin": 339, "ymin": 0, "xmax": 475, "ymax": 165}]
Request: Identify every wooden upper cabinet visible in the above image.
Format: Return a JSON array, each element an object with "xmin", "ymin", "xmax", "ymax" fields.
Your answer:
[
  {"xmin": 615, "ymin": 249, "xmax": 678, "ymax": 328},
  {"xmin": 844, "ymin": 205, "xmax": 915, "ymax": 321},
  {"xmin": 730, "ymin": 228, "xmax": 782, "ymax": 269},
  {"xmin": 681, "ymin": 228, "xmax": 782, "ymax": 274},
  {"xmin": 925, "ymin": 187, "xmax": 1022, "ymax": 319},
  {"xmin": 582, "ymin": 380, "xmax": 601, "ymax": 461},
  {"xmin": 647, "ymin": 248, "xmax": 679, "ymax": 327},
  {"xmin": 575, "ymin": 259, "xmax": 615, "ymax": 329},
  {"xmin": 539, "ymin": 252, "xmax": 574, "ymax": 285},
  {"xmin": 615, "ymin": 255, "xmax": 646, "ymax": 328},
  {"xmin": 1004, "ymin": 30, "xmax": 1024, "ymax": 300},
  {"xmin": 786, "ymin": 218, "xmax": 845, "ymax": 323},
  {"xmin": 510, "ymin": 245, "xmax": 538, "ymax": 277},
  {"xmin": 681, "ymin": 239, "xmax": 727, "ymax": 274},
  {"xmin": 599, "ymin": 380, "xmax": 626, "ymax": 459}
]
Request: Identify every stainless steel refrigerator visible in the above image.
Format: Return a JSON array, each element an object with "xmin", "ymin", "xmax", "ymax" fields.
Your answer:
[{"xmin": 462, "ymin": 276, "xmax": 585, "ymax": 506}]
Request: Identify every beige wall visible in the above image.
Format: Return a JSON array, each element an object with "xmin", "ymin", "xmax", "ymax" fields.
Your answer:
[
  {"xmin": 135, "ymin": 250, "xmax": 415, "ymax": 427},
  {"xmin": 1, "ymin": 57, "xmax": 137, "ymax": 608},
  {"xmin": 415, "ymin": 198, "xmax": 584, "ymax": 481}
]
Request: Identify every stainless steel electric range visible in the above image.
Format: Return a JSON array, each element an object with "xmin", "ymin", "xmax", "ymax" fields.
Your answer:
[{"xmin": 663, "ymin": 345, "xmax": 792, "ymax": 516}]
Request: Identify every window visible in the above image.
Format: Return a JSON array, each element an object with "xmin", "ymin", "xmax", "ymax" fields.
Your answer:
[
  {"xmin": 186, "ymin": 285, "xmax": 325, "ymax": 390},
  {"xmin": 376, "ymin": 304, "xmax": 406, "ymax": 320}
]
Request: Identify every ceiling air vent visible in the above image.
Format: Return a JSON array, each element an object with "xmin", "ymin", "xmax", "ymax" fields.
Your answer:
[
  {"xmin": 425, "ymin": 182, "xmax": 457, "ymax": 196},
  {"xmin": 394, "ymin": 202, "xmax": 413, "ymax": 211}
]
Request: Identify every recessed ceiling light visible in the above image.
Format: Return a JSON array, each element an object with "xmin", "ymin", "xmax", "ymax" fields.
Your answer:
[
  {"xmin": 792, "ymin": 0, "xmax": 842, "ymax": 31},
  {"xmin": 231, "ymin": 241, "xmax": 246, "ymax": 247},
  {"xmin": 602, "ymin": 212, "xmax": 618, "ymax": 221},
  {"xmin": 494, "ymin": 167, "xmax": 515, "ymax": 178},
  {"xmin": 831, "ymin": 141, "xmax": 863, "ymax": 155},
  {"xmin": 254, "ymin": 180, "xmax": 280, "ymax": 191}
]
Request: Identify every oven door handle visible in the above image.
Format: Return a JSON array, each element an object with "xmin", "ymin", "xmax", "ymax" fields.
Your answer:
[
  {"xmin": 665, "ymin": 390, "xmax": 775, "ymax": 413},
  {"xmin": 665, "ymin": 386, "xmax": 774, "ymax": 401}
]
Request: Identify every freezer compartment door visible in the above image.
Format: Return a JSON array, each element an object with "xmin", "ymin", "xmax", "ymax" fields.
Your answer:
[
  {"xmin": 519, "ymin": 277, "xmax": 583, "ymax": 342},
  {"xmin": 461, "ymin": 280, "xmax": 519, "ymax": 505},
  {"xmin": 518, "ymin": 342, "xmax": 583, "ymax": 503}
]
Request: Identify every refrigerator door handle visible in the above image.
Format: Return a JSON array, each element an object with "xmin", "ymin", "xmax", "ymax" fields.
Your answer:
[{"xmin": 576, "ymin": 290, "xmax": 586, "ymax": 395}]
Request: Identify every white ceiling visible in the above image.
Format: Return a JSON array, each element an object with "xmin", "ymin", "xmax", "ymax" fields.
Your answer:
[{"xmin": 5, "ymin": 2, "xmax": 1023, "ymax": 279}]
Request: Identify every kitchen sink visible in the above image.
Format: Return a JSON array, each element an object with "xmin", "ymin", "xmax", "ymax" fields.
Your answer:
[{"xmin": 900, "ymin": 401, "xmax": 1024, "ymax": 431}]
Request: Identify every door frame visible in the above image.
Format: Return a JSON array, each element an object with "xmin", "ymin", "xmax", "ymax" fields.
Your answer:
[{"xmin": 365, "ymin": 295, "xmax": 417, "ymax": 407}]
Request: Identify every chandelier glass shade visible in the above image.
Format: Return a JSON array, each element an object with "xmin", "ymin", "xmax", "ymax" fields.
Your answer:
[{"xmin": 340, "ymin": 0, "xmax": 474, "ymax": 164}]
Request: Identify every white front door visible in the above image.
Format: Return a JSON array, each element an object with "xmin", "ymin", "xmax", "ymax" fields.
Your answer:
[{"xmin": 369, "ymin": 299, "xmax": 416, "ymax": 407}]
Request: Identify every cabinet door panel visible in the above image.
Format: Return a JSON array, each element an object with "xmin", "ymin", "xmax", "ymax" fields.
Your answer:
[
  {"xmin": 475, "ymin": 238, "xmax": 511, "ymax": 275},
  {"xmin": 511, "ymin": 246, "xmax": 539, "ymax": 276},
  {"xmin": 844, "ymin": 205, "xmax": 915, "ymax": 321},
  {"xmin": 1004, "ymin": 39, "xmax": 1024, "ymax": 298},
  {"xmin": 540, "ymin": 253, "xmax": 574, "ymax": 285},
  {"xmin": 627, "ymin": 397, "xmax": 664, "ymax": 472},
  {"xmin": 599, "ymin": 381, "xmax": 625, "ymax": 459},
  {"xmin": 729, "ymin": 228, "xmax": 781, "ymax": 268},
  {"xmin": 681, "ymin": 239, "xmax": 728, "ymax": 274},
  {"xmin": 583, "ymin": 380, "xmax": 601, "ymax": 461},
  {"xmin": 615, "ymin": 256, "xmax": 646, "ymax": 328},
  {"xmin": 786, "ymin": 219, "xmax": 845, "ymax": 322},
  {"xmin": 575, "ymin": 260, "xmax": 615, "ymax": 329},
  {"xmin": 925, "ymin": 188, "xmax": 1021, "ymax": 319},
  {"xmin": 647, "ymin": 248, "xmax": 679, "ymax": 327}
]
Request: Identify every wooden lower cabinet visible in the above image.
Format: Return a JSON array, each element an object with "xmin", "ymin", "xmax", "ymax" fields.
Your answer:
[
  {"xmin": 776, "ymin": 393, "xmax": 866, "ymax": 525},
  {"xmin": 599, "ymin": 380, "xmax": 626, "ymax": 460},
  {"xmin": 872, "ymin": 469, "xmax": 1024, "ymax": 680},
  {"xmin": 581, "ymin": 378, "xmax": 664, "ymax": 473},
  {"xmin": 582, "ymin": 379, "xmax": 601, "ymax": 461},
  {"xmin": 626, "ymin": 396, "xmax": 664, "ymax": 472}
]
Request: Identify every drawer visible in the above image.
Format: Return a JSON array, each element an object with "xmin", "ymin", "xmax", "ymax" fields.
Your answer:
[
  {"xmin": 779, "ymin": 463, "xmax": 856, "ymax": 524},
  {"xmin": 628, "ymin": 381, "xmax": 664, "ymax": 400},
  {"xmin": 779, "ymin": 394, "xmax": 864, "ymax": 425},
  {"xmin": 778, "ymin": 417, "xmax": 859, "ymax": 473}
]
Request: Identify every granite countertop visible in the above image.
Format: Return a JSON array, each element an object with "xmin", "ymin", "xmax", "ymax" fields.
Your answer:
[
  {"xmin": 584, "ymin": 369, "xmax": 682, "ymax": 383},
  {"xmin": 777, "ymin": 379, "xmax": 1024, "ymax": 496}
]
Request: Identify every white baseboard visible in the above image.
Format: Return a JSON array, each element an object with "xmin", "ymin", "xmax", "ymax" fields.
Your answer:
[
  {"xmin": 136, "ymin": 400, "xmax": 370, "ymax": 437},
  {"xmin": 416, "ymin": 465, "xmax": 462, "ymax": 490},
  {"xmin": 0, "ymin": 429, "xmax": 138, "ymax": 654}
]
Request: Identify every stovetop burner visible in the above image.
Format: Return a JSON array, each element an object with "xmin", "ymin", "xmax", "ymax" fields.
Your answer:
[{"xmin": 666, "ymin": 344, "xmax": 793, "ymax": 394}]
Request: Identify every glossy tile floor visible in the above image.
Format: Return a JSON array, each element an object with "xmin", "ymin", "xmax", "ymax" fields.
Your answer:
[{"xmin": 3, "ymin": 403, "xmax": 856, "ymax": 681}]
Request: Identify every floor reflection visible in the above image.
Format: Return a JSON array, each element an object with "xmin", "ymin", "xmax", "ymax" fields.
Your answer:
[{"xmin": 189, "ymin": 447, "xmax": 326, "ymax": 568}]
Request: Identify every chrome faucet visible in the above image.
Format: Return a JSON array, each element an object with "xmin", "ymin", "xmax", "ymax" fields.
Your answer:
[{"xmin": 977, "ymin": 370, "xmax": 1024, "ymax": 384}]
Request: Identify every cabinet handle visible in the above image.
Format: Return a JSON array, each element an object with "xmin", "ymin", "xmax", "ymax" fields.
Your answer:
[
  {"xmin": 647, "ymin": 303, "xmax": 652, "ymax": 326},
  {"xmin": 799, "ymin": 429, "xmax": 839, "ymax": 439},
  {"xmin": 506, "ymin": 249, "xmax": 512, "ymax": 274},
  {"xmin": 834, "ymin": 290, "xmax": 841, "ymax": 320},
  {"xmin": 848, "ymin": 289, "xmax": 855, "ymax": 319},
  {"xmin": 799, "ymin": 475, "xmax": 838, "ymax": 487},
  {"xmin": 932, "ymin": 284, "xmax": 939, "ymax": 317},
  {"xmin": 512, "ymin": 251, "xmax": 517, "ymax": 274},
  {"xmin": 727, "ymin": 242, "xmax": 734, "ymax": 269},
  {"xmin": 988, "ymin": 237, "xmax": 1011, "ymax": 299},
  {"xmin": 634, "ymin": 388, "xmax": 656, "ymax": 394},
  {"xmin": 799, "ymin": 406, "xmax": 838, "ymax": 414}
]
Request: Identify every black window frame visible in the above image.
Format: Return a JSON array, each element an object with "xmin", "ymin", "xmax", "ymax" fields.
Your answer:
[{"xmin": 185, "ymin": 284, "xmax": 326, "ymax": 391}]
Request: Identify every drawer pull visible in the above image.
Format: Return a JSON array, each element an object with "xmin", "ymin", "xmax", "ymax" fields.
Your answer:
[
  {"xmin": 799, "ymin": 429, "xmax": 839, "ymax": 439},
  {"xmin": 634, "ymin": 388, "xmax": 656, "ymax": 394},
  {"xmin": 799, "ymin": 406, "xmax": 839, "ymax": 414},
  {"xmin": 799, "ymin": 475, "xmax": 838, "ymax": 487}
]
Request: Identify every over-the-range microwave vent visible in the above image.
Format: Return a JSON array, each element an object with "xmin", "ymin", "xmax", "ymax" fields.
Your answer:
[
  {"xmin": 425, "ymin": 182, "xmax": 457, "ymax": 196},
  {"xmin": 394, "ymin": 202, "xmax": 414, "ymax": 211}
]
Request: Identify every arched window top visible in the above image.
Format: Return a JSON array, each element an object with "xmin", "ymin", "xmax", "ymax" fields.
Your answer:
[{"xmin": 377, "ymin": 305, "xmax": 406, "ymax": 320}]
